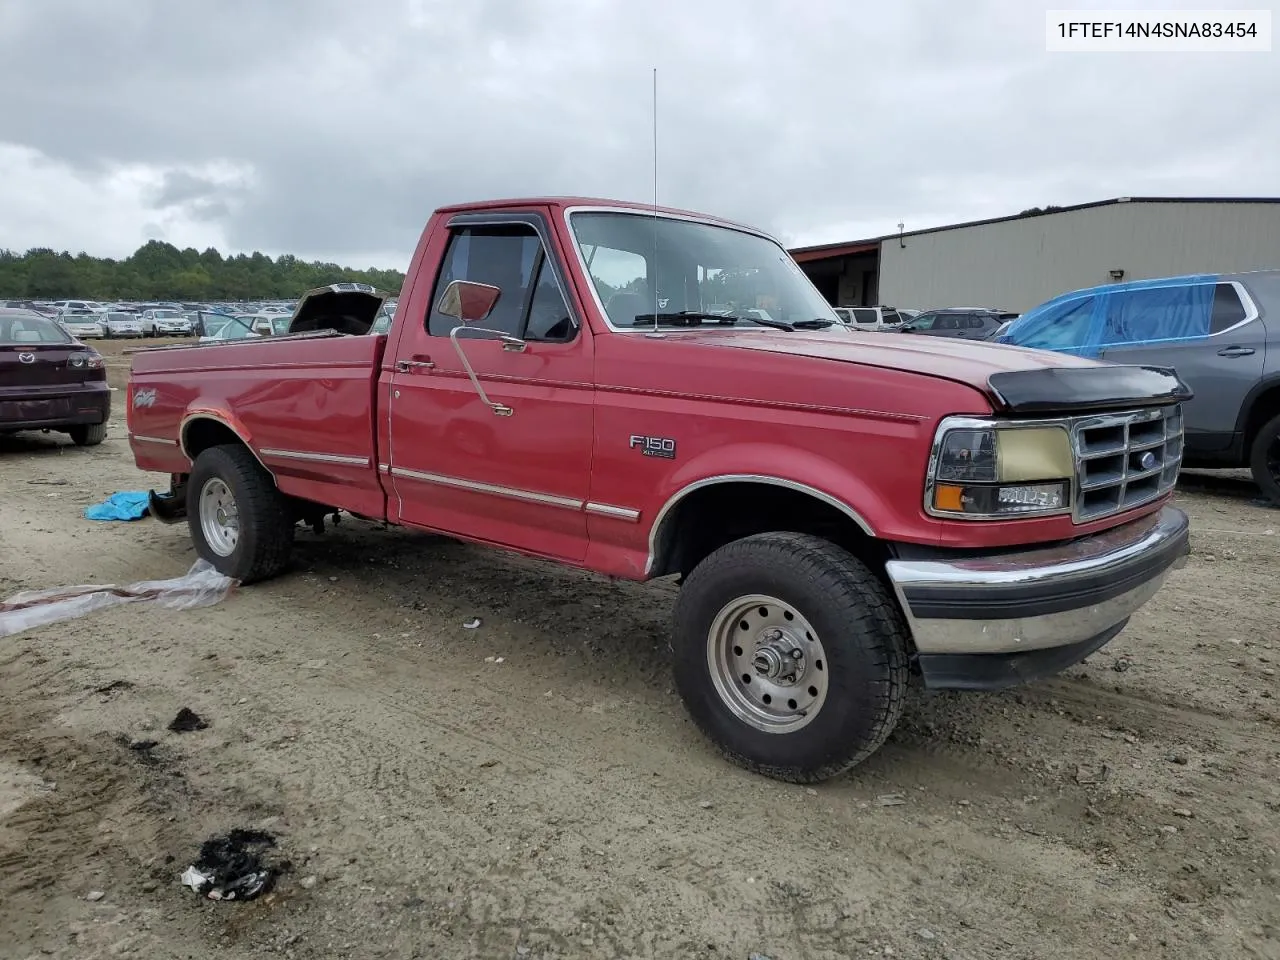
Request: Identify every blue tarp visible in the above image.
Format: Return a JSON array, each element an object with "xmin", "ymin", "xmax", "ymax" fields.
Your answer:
[
  {"xmin": 85, "ymin": 491, "xmax": 151, "ymax": 522},
  {"xmin": 998, "ymin": 273, "xmax": 1220, "ymax": 358}
]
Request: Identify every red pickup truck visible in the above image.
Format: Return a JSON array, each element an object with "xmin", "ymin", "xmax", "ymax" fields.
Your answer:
[{"xmin": 127, "ymin": 197, "xmax": 1191, "ymax": 782}]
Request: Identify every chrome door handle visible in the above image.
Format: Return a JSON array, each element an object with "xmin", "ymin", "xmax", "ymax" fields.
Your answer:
[
  {"xmin": 395, "ymin": 359, "xmax": 435, "ymax": 372},
  {"xmin": 1217, "ymin": 346, "xmax": 1255, "ymax": 358}
]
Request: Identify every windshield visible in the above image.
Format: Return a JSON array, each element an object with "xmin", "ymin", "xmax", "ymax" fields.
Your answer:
[
  {"xmin": 153, "ymin": 309, "xmax": 184, "ymax": 319},
  {"xmin": 107, "ymin": 313, "xmax": 135, "ymax": 323},
  {"xmin": 569, "ymin": 211, "xmax": 841, "ymax": 331},
  {"xmin": 1, "ymin": 312, "xmax": 73, "ymax": 344},
  {"xmin": 213, "ymin": 316, "xmax": 256, "ymax": 339}
]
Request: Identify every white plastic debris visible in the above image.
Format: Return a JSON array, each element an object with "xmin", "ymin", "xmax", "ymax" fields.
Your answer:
[
  {"xmin": 463, "ymin": 617, "xmax": 482, "ymax": 629},
  {"xmin": 180, "ymin": 865, "xmax": 210, "ymax": 892},
  {"xmin": 0, "ymin": 560, "xmax": 237, "ymax": 639}
]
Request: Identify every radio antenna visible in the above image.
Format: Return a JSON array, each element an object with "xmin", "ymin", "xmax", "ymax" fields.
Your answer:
[{"xmin": 650, "ymin": 66, "xmax": 660, "ymax": 335}]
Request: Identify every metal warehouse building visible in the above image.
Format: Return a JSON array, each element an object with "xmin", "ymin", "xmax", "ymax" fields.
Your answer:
[{"xmin": 790, "ymin": 197, "xmax": 1280, "ymax": 314}]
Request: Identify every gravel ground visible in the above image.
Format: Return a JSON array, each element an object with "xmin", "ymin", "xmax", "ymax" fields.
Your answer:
[{"xmin": 1, "ymin": 344, "xmax": 1277, "ymax": 959}]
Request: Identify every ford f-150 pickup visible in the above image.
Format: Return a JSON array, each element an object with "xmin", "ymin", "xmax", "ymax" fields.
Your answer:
[{"xmin": 126, "ymin": 197, "xmax": 1192, "ymax": 783}]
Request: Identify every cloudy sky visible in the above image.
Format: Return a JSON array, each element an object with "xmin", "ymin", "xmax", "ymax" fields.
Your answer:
[{"xmin": 0, "ymin": 0, "xmax": 1274, "ymax": 269}]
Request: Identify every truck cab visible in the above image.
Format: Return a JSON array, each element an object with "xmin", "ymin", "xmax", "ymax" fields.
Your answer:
[{"xmin": 126, "ymin": 197, "xmax": 1191, "ymax": 783}]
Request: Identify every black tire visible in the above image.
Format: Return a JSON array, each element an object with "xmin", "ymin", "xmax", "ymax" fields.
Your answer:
[
  {"xmin": 672, "ymin": 532, "xmax": 909, "ymax": 783},
  {"xmin": 68, "ymin": 422, "xmax": 108, "ymax": 446},
  {"xmin": 1250, "ymin": 413, "xmax": 1280, "ymax": 505},
  {"xmin": 187, "ymin": 444, "xmax": 294, "ymax": 583}
]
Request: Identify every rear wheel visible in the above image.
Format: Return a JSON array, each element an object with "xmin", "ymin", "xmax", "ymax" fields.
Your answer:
[
  {"xmin": 68, "ymin": 422, "xmax": 107, "ymax": 446},
  {"xmin": 1249, "ymin": 413, "xmax": 1280, "ymax": 505},
  {"xmin": 187, "ymin": 444, "xmax": 294, "ymax": 582},
  {"xmin": 672, "ymin": 532, "xmax": 909, "ymax": 783}
]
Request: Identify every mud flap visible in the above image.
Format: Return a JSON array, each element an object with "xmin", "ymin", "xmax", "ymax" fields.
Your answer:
[{"xmin": 148, "ymin": 488, "xmax": 187, "ymax": 524}]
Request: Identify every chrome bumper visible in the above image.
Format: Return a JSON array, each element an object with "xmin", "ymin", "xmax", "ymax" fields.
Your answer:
[{"xmin": 886, "ymin": 506, "xmax": 1189, "ymax": 660}]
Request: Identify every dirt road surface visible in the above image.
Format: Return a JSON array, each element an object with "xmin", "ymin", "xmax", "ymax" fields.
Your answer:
[{"xmin": 2, "ymin": 344, "xmax": 1278, "ymax": 959}]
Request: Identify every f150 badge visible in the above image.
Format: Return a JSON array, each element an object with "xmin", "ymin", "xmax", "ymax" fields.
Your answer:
[{"xmin": 630, "ymin": 435, "xmax": 676, "ymax": 459}]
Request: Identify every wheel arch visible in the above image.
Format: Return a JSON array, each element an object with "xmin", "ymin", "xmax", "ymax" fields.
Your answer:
[
  {"xmin": 646, "ymin": 475, "xmax": 885, "ymax": 580},
  {"xmin": 180, "ymin": 412, "xmax": 276, "ymax": 481},
  {"xmin": 1240, "ymin": 376, "xmax": 1280, "ymax": 455}
]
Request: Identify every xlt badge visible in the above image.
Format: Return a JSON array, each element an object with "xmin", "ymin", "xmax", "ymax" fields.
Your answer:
[{"xmin": 630, "ymin": 435, "xmax": 676, "ymax": 459}]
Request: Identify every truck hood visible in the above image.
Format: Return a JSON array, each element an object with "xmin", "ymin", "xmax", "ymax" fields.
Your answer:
[
  {"xmin": 288, "ymin": 283, "xmax": 392, "ymax": 336},
  {"xmin": 672, "ymin": 328, "xmax": 1192, "ymax": 414}
]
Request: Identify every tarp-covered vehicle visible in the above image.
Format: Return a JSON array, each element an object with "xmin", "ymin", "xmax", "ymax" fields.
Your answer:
[{"xmin": 997, "ymin": 270, "xmax": 1280, "ymax": 502}]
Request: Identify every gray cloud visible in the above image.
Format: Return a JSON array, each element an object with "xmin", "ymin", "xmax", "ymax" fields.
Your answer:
[{"xmin": 0, "ymin": 0, "xmax": 1275, "ymax": 266}]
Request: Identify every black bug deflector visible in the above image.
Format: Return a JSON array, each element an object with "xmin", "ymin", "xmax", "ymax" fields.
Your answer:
[{"xmin": 987, "ymin": 365, "xmax": 1193, "ymax": 415}]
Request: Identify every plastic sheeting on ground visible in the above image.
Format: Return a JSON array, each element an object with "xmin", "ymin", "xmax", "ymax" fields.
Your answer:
[
  {"xmin": 0, "ymin": 560, "xmax": 236, "ymax": 639},
  {"xmin": 85, "ymin": 491, "xmax": 152, "ymax": 521}
]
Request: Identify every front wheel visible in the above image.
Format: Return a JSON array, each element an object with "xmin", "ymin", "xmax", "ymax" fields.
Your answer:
[
  {"xmin": 187, "ymin": 444, "xmax": 295, "ymax": 582},
  {"xmin": 1250, "ymin": 413, "xmax": 1280, "ymax": 505},
  {"xmin": 672, "ymin": 532, "xmax": 909, "ymax": 783}
]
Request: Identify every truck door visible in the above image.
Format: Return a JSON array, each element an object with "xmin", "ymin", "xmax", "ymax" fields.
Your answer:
[
  {"xmin": 385, "ymin": 213, "xmax": 594, "ymax": 562},
  {"xmin": 1097, "ymin": 281, "xmax": 1265, "ymax": 456}
]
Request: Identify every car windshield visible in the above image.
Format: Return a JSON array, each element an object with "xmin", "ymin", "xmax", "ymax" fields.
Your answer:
[
  {"xmin": 569, "ymin": 211, "xmax": 842, "ymax": 331},
  {"xmin": 216, "ymin": 316, "xmax": 257, "ymax": 339},
  {"xmin": 154, "ymin": 310, "xmax": 184, "ymax": 319},
  {"xmin": 1, "ymin": 312, "xmax": 73, "ymax": 344},
  {"xmin": 107, "ymin": 313, "xmax": 134, "ymax": 322}
]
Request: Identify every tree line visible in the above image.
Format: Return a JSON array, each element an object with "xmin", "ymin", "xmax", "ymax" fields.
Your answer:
[{"xmin": 0, "ymin": 240, "xmax": 405, "ymax": 301}]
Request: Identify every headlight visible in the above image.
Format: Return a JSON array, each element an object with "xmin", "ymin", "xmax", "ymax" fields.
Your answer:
[{"xmin": 927, "ymin": 417, "xmax": 1073, "ymax": 519}]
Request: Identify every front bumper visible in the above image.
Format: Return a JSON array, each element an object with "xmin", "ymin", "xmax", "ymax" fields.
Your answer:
[{"xmin": 885, "ymin": 505, "xmax": 1189, "ymax": 690}]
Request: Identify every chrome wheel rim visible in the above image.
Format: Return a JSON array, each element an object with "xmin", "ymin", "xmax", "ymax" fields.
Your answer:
[
  {"xmin": 198, "ymin": 477, "xmax": 239, "ymax": 557},
  {"xmin": 707, "ymin": 594, "xmax": 829, "ymax": 734}
]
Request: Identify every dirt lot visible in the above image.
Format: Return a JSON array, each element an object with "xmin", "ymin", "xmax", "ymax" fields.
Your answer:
[{"xmin": 2, "ymin": 351, "xmax": 1278, "ymax": 959}]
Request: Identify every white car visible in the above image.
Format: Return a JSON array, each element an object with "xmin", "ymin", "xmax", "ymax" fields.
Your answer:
[
  {"xmin": 139, "ymin": 308, "xmax": 193, "ymax": 337},
  {"xmin": 60, "ymin": 315, "xmax": 106, "ymax": 339},
  {"xmin": 832, "ymin": 305, "xmax": 911, "ymax": 331},
  {"xmin": 199, "ymin": 314, "xmax": 263, "ymax": 343},
  {"xmin": 104, "ymin": 311, "xmax": 145, "ymax": 338},
  {"xmin": 52, "ymin": 299, "xmax": 108, "ymax": 315}
]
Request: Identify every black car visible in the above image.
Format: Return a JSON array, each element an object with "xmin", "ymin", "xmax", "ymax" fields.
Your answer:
[{"xmin": 897, "ymin": 308, "xmax": 1019, "ymax": 340}]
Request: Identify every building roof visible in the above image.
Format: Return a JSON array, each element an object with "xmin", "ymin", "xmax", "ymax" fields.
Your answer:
[{"xmin": 788, "ymin": 196, "xmax": 1280, "ymax": 259}]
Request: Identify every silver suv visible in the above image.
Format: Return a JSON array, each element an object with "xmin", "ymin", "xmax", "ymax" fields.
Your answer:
[{"xmin": 997, "ymin": 270, "xmax": 1280, "ymax": 503}]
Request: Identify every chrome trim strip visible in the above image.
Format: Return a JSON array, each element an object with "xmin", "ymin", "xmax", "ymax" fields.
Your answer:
[
  {"xmin": 645, "ymin": 475, "xmax": 874, "ymax": 575},
  {"xmin": 378, "ymin": 462, "xmax": 390, "ymax": 474},
  {"xmin": 131, "ymin": 434, "xmax": 178, "ymax": 446},
  {"xmin": 390, "ymin": 467, "xmax": 583, "ymax": 510},
  {"xmin": 259, "ymin": 447, "xmax": 371, "ymax": 467},
  {"xmin": 585, "ymin": 502, "xmax": 641, "ymax": 522}
]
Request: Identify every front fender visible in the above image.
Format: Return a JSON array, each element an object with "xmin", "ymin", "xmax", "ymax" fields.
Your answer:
[{"xmin": 643, "ymin": 442, "xmax": 895, "ymax": 574}]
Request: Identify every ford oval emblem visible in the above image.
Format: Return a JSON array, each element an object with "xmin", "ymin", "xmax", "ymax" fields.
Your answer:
[
  {"xmin": 18, "ymin": 352, "xmax": 35, "ymax": 364},
  {"xmin": 1138, "ymin": 451, "xmax": 1158, "ymax": 471}
]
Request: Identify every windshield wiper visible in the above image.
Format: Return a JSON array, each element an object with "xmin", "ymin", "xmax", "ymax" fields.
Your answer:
[
  {"xmin": 630, "ymin": 311, "xmax": 795, "ymax": 331},
  {"xmin": 792, "ymin": 319, "xmax": 836, "ymax": 329}
]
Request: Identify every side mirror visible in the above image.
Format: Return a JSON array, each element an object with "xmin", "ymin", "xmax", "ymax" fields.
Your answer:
[{"xmin": 437, "ymin": 280, "xmax": 501, "ymax": 323}]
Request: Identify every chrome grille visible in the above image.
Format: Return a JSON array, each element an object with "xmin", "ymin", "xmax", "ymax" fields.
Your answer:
[{"xmin": 1072, "ymin": 405, "xmax": 1182, "ymax": 522}]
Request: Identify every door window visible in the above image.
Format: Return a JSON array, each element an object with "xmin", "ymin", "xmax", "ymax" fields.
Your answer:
[
  {"xmin": 881, "ymin": 310, "xmax": 901, "ymax": 325},
  {"xmin": 1210, "ymin": 283, "xmax": 1248, "ymax": 334},
  {"xmin": 851, "ymin": 308, "xmax": 878, "ymax": 324},
  {"xmin": 427, "ymin": 225, "xmax": 576, "ymax": 342},
  {"xmin": 1100, "ymin": 283, "xmax": 1218, "ymax": 347}
]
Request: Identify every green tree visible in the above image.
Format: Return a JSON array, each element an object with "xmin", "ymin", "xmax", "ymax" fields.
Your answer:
[{"xmin": 0, "ymin": 242, "xmax": 405, "ymax": 301}]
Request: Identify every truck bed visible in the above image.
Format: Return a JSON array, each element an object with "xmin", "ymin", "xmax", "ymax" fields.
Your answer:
[{"xmin": 127, "ymin": 332, "xmax": 391, "ymax": 521}]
